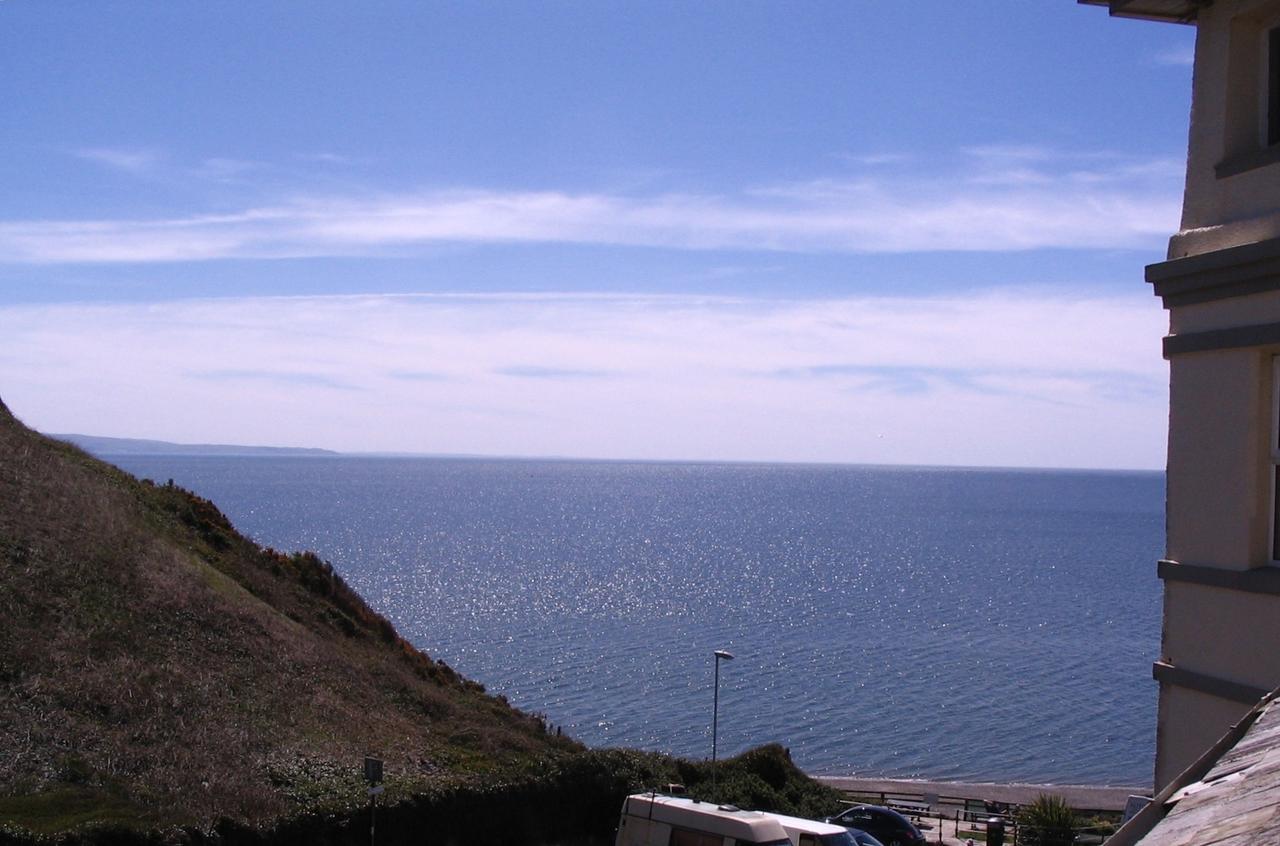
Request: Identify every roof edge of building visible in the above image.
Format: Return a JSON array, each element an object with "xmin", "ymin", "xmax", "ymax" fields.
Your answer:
[
  {"xmin": 1104, "ymin": 686, "xmax": 1280, "ymax": 846},
  {"xmin": 1076, "ymin": 0, "xmax": 1206, "ymax": 24}
]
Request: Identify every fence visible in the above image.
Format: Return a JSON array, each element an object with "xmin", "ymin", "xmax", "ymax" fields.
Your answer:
[{"xmin": 835, "ymin": 788, "xmax": 1122, "ymax": 845}]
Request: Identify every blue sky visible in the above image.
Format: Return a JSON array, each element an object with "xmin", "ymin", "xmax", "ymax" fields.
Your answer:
[{"xmin": 0, "ymin": 3, "xmax": 1194, "ymax": 468}]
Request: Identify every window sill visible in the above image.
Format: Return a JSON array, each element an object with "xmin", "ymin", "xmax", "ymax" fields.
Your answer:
[
  {"xmin": 1158, "ymin": 559, "xmax": 1280, "ymax": 594},
  {"xmin": 1216, "ymin": 145, "xmax": 1280, "ymax": 179}
]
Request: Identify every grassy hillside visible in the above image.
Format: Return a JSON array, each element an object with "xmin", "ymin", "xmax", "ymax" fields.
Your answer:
[
  {"xmin": 0, "ymin": 397, "xmax": 847, "ymax": 843},
  {"xmin": 0, "ymin": 397, "xmax": 581, "ymax": 831}
]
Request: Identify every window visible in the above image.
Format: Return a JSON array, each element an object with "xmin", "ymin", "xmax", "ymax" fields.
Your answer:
[
  {"xmin": 670, "ymin": 828, "xmax": 723, "ymax": 846},
  {"xmin": 1217, "ymin": 15, "xmax": 1280, "ymax": 176},
  {"xmin": 1269, "ymin": 26, "xmax": 1280, "ymax": 146},
  {"xmin": 1271, "ymin": 356, "xmax": 1280, "ymax": 563}
]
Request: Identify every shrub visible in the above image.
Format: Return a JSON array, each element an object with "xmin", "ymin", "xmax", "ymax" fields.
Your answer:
[{"xmin": 1016, "ymin": 794, "xmax": 1076, "ymax": 846}]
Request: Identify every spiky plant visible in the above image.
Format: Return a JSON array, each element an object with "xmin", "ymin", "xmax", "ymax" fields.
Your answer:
[{"xmin": 1016, "ymin": 794, "xmax": 1076, "ymax": 846}]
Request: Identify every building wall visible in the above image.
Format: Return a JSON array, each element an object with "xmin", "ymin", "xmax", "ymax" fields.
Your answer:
[
  {"xmin": 1165, "ymin": 348, "xmax": 1270, "ymax": 570},
  {"xmin": 1163, "ymin": 581, "xmax": 1280, "ymax": 680},
  {"xmin": 1156, "ymin": 334, "xmax": 1280, "ymax": 787},
  {"xmin": 1173, "ymin": 287, "xmax": 1280, "ymax": 334},
  {"xmin": 1145, "ymin": 0, "xmax": 1280, "ymax": 791},
  {"xmin": 1153, "ymin": 684, "xmax": 1255, "ymax": 788},
  {"xmin": 1176, "ymin": 0, "xmax": 1280, "ymax": 258}
]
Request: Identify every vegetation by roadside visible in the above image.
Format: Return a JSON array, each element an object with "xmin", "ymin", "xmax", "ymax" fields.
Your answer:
[{"xmin": 1015, "ymin": 794, "xmax": 1085, "ymax": 846}]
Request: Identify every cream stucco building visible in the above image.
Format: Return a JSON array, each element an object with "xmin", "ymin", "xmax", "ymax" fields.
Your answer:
[{"xmin": 1086, "ymin": 0, "xmax": 1280, "ymax": 791}]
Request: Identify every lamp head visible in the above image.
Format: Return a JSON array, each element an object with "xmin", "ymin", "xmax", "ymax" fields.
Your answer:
[{"xmin": 713, "ymin": 650, "xmax": 734, "ymax": 660}]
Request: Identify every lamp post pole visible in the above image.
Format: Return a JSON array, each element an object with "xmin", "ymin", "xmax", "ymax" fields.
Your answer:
[{"xmin": 711, "ymin": 649, "xmax": 734, "ymax": 798}]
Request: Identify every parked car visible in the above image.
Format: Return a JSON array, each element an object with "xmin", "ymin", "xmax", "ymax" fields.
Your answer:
[
  {"xmin": 759, "ymin": 810, "xmax": 862, "ymax": 846},
  {"xmin": 825, "ymin": 806, "xmax": 925, "ymax": 846},
  {"xmin": 848, "ymin": 830, "xmax": 886, "ymax": 846}
]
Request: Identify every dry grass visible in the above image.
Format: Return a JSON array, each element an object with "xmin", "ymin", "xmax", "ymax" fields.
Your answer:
[{"xmin": 0, "ymin": 397, "xmax": 578, "ymax": 831}]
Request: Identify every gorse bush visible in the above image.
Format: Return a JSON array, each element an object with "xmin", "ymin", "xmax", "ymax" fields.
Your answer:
[{"xmin": 682, "ymin": 744, "xmax": 845, "ymax": 819}]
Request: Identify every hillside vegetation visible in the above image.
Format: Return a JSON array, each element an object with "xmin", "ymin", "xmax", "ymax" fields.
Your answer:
[
  {"xmin": 0, "ymin": 397, "xmax": 845, "ymax": 843},
  {"xmin": 0, "ymin": 396, "xmax": 579, "ymax": 829}
]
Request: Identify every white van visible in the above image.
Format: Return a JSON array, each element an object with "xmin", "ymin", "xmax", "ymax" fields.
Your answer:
[
  {"xmin": 759, "ymin": 812, "xmax": 860, "ymax": 846},
  {"xmin": 615, "ymin": 793, "xmax": 792, "ymax": 846}
]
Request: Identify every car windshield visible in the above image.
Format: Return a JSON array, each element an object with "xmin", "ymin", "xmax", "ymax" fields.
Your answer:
[{"xmin": 820, "ymin": 833, "xmax": 858, "ymax": 846}]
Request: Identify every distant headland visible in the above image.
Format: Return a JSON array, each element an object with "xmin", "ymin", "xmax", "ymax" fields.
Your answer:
[{"xmin": 53, "ymin": 432, "xmax": 340, "ymax": 458}]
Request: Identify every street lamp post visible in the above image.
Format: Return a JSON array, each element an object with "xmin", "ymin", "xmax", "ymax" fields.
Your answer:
[{"xmin": 711, "ymin": 649, "xmax": 734, "ymax": 798}]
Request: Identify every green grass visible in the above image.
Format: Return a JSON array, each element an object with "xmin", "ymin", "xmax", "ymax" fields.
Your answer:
[{"xmin": 0, "ymin": 786, "xmax": 159, "ymax": 835}]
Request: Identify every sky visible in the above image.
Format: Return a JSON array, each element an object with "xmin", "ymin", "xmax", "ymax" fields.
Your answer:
[{"xmin": 0, "ymin": 2, "xmax": 1196, "ymax": 469}]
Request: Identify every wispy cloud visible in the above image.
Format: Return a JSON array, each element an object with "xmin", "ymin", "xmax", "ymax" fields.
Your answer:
[
  {"xmin": 193, "ymin": 158, "xmax": 261, "ymax": 182},
  {"xmin": 188, "ymin": 369, "xmax": 361, "ymax": 390},
  {"xmin": 2, "ymin": 148, "xmax": 1181, "ymax": 263},
  {"xmin": 73, "ymin": 147, "xmax": 265, "ymax": 187},
  {"xmin": 75, "ymin": 147, "xmax": 165, "ymax": 174},
  {"xmin": 1153, "ymin": 44, "xmax": 1195, "ymax": 67},
  {"xmin": 0, "ymin": 290, "xmax": 1168, "ymax": 469},
  {"xmin": 495, "ymin": 365, "xmax": 621, "ymax": 380},
  {"xmin": 776, "ymin": 362, "xmax": 1161, "ymax": 405},
  {"xmin": 388, "ymin": 369, "xmax": 451, "ymax": 382},
  {"xmin": 775, "ymin": 364, "xmax": 1014, "ymax": 398},
  {"xmin": 838, "ymin": 152, "xmax": 914, "ymax": 167},
  {"xmin": 295, "ymin": 152, "xmax": 365, "ymax": 166}
]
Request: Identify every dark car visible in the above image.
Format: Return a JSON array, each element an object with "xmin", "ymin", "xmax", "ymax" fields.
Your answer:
[
  {"xmin": 848, "ymin": 829, "xmax": 886, "ymax": 846},
  {"xmin": 825, "ymin": 806, "xmax": 925, "ymax": 846}
]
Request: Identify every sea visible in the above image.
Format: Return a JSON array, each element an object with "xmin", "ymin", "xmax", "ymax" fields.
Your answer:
[{"xmin": 106, "ymin": 455, "xmax": 1164, "ymax": 787}]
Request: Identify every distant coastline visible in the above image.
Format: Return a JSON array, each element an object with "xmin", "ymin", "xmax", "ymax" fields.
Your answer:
[
  {"xmin": 54, "ymin": 431, "xmax": 1162, "ymax": 473},
  {"xmin": 54, "ymin": 432, "xmax": 339, "ymax": 458}
]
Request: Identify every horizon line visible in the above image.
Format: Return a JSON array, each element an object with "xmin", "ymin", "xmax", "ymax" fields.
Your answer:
[{"xmin": 53, "ymin": 431, "xmax": 1164, "ymax": 475}]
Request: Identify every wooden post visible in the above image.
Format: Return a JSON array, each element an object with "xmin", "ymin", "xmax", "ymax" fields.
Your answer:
[{"xmin": 364, "ymin": 757, "xmax": 383, "ymax": 846}]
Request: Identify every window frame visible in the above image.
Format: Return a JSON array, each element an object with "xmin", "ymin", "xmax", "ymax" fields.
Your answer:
[
  {"xmin": 1270, "ymin": 355, "xmax": 1280, "ymax": 564},
  {"xmin": 669, "ymin": 827, "xmax": 725, "ymax": 846},
  {"xmin": 1267, "ymin": 25, "xmax": 1280, "ymax": 146},
  {"xmin": 1216, "ymin": 13, "xmax": 1280, "ymax": 177}
]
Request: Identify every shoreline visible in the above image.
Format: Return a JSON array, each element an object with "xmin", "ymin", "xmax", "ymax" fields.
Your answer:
[{"xmin": 813, "ymin": 776, "xmax": 1148, "ymax": 812}]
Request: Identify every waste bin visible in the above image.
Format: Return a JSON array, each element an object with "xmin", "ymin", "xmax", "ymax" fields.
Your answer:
[{"xmin": 987, "ymin": 817, "xmax": 1005, "ymax": 846}]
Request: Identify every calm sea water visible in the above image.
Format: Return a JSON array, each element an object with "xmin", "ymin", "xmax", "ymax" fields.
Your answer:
[{"xmin": 109, "ymin": 456, "xmax": 1163, "ymax": 786}]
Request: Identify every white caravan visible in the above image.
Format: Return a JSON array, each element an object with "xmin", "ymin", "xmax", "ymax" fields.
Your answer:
[{"xmin": 615, "ymin": 793, "xmax": 792, "ymax": 846}]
